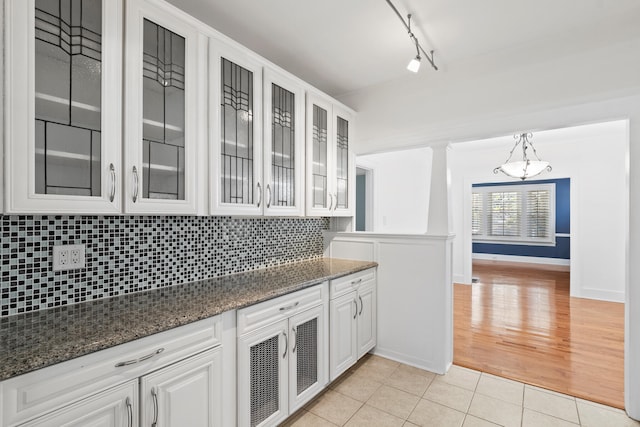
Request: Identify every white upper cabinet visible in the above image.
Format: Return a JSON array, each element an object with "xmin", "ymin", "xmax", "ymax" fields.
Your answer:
[
  {"xmin": 4, "ymin": 0, "xmax": 123, "ymax": 214},
  {"xmin": 209, "ymin": 39, "xmax": 263, "ymax": 216},
  {"xmin": 306, "ymin": 93, "xmax": 354, "ymax": 217},
  {"xmin": 124, "ymin": 0, "xmax": 206, "ymax": 215},
  {"xmin": 263, "ymin": 69, "xmax": 306, "ymax": 216}
]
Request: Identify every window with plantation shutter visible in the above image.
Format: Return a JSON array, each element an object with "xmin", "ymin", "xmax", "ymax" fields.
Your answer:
[
  {"xmin": 471, "ymin": 193, "xmax": 483, "ymax": 235},
  {"xmin": 472, "ymin": 183, "xmax": 555, "ymax": 245}
]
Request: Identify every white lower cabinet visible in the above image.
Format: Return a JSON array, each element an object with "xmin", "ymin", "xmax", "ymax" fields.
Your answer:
[
  {"xmin": 237, "ymin": 284, "xmax": 328, "ymax": 427},
  {"xmin": 140, "ymin": 347, "xmax": 222, "ymax": 427},
  {"xmin": 1, "ymin": 316, "xmax": 227, "ymax": 427},
  {"xmin": 22, "ymin": 381, "xmax": 138, "ymax": 427},
  {"xmin": 329, "ymin": 269, "xmax": 377, "ymax": 381}
]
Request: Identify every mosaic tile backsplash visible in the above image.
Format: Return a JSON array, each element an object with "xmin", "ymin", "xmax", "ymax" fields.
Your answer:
[{"xmin": 0, "ymin": 215, "xmax": 329, "ymax": 317}]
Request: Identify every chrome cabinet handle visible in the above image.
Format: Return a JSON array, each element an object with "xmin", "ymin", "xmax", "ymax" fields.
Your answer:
[
  {"xmin": 292, "ymin": 326, "xmax": 297, "ymax": 353},
  {"xmin": 351, "ymin": 278, "xmax": 363, "ymax": 286},
  {"xmin": 151, "ymin": 387, "xmax": 159, "ymax": 427},
  {"xmin": 282, "ymin": 330, "xmax": 288, "ymax": 359},
  {"xmin": 266, "ymin": 184, "xmax": 272, "ymax": 208},
  {"xmin": 279, "ymin": 301, "xmax": 299, "ymax": 312},
  {"xmin": 333, "ymin": 193, "xmax": 338, "ymax": 210},
  {"xmin": 125, "ymin": 397, "xmax": 133, "ymax": 427},
  {"xmin": 114, "ymin": 348, "xmax": 164, "ymax": 367},
  {"xmin": 328, "ymin": 193, "xmax": 334, "ymax": 211},
  {"xmin": 132, "ymin": 166, "xmax": 139, "ymax": 203},
  {"xmin": 256, "ymin": 182, "xmax": 262, "ymax": 208},
  {"xmin": 359, "ymin": 296, "xmax": 363, "ymax": 316},
  {"xmin": 353, "ymin": 300, "xmax": 357, "ymax": 319},
  {"xmin": 109, "ymin": 163, "xmax": 116, "ymax": 203}
]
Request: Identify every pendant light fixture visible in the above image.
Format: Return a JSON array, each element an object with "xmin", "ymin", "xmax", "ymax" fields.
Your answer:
[
  {"xmin": 385, "ymin": 0, "xmax": 438, "ymax": 73},
  {"xmin": 494, "ymin": 133, "xmax": 552, "ymax": 180}
]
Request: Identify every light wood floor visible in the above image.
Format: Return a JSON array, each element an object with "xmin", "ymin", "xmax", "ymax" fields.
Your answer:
[{"xmin": 454, "ymin": 261, "xmax": 625, "ymax": 409}]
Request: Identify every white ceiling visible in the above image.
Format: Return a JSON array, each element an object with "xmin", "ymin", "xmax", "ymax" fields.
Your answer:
[{"xmin": 168, "ymin": 0, "xmax": 640, "ymax": 97}]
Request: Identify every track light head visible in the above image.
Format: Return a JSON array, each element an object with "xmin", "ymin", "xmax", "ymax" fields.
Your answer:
[{"xmin": 407, "ymin": 56, "xmax": 421, "ymax": 73}]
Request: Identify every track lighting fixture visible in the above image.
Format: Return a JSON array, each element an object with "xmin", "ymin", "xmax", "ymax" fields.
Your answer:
[{"xmin": 385, "ymin": 0, "xmax": 437, "ymax": 73}]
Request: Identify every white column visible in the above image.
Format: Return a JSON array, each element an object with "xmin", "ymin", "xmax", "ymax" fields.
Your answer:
[
  {"xmin": 626, "ymin": 116, "xmax": 640, "ymax": 420},
  {"xmin": 427, "ymin": 143, "xmax": 453, "ymax": 235}
]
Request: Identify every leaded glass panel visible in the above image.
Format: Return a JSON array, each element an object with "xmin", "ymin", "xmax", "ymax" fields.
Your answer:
[
  {"xmin": 34, "ymin": 0, "xmax": 102, "ymax": 196},
  {"xmin": 312, "ymin": 105, "xmax": 328, "ymax": 208},
  {"xmin": 221, "ymin": 58, "xmax": 254, "ymax": 205},
  {"xmin": 141, "ymin": 19, "xmax": 185, "ymax": 200},
  {"xmin": 336, "ymin": 116, "xmax": 349, "ymax": 209},
  {"xmin": 271, "ymin": 84, "xmax": 295, "ymax": 207}
]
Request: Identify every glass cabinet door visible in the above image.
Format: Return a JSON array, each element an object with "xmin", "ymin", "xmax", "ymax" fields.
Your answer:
[
  {"xmin": 124, "ymin": 0, "xmax": 204, "ymax": 214},
  {"xmin": 305, "ymin": 94, "xmax": 333, "ymax": 216},
  {"xmin": 263, "ymin": 69, "xmax": 305, "ymax": 216},
  {"xmin": 5, "ymin": 0, "xmax": 122, "ymax": 213},
  {"xmin": 335, "ymin": 115, "xmax": 350, "ymax": 211},
  {"xmin": 210, "ymin": 41, "xmax": 263, "ymax": 215}
]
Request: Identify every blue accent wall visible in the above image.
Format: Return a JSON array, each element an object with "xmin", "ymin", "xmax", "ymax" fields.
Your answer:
[{"xmin": 472, "ymin": 178, "xmax": 570, "ymax": 259}]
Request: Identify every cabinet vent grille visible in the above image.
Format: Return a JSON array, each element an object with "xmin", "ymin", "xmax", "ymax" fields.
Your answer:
[
  {"xmin": 250, "ymin": 335, "xmax": 280, "ymax": 426},
  {"xmin": 296, "ymin": 318, "xmax": 318, "ymax": 395}
]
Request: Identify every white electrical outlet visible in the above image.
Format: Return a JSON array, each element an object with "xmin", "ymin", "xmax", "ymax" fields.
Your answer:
[{"xmin": 53, "ymin": 244, "xmax": 86, "ymax": 271}]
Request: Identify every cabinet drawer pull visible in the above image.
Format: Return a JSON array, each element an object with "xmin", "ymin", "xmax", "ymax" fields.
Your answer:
[
  {"xmin": 279, "ymin": 301, "xmax": 299, "ymax": 312},
  {"xmin": 109, "ymin": 163, "xmax": 116, "ymax": 203},
  {"xmin": 151, "ymin": 387, "xmax": 159, "ymax": 427},
  {"xmin": 256, "ymin": 182, "xmax": 262, "ymax": 208},
  {"xmin": 333, "ymin": 192, "xmax": 338, "ymax": 210},
  {"xmin": 282, "ymin": 330, "xmax": 288, "ymax": 359},
  {"xmin": 359, "ymin": 295, "xmax": 363, "ymax": 316},
  {"xmin": 114, "ymin": 348, "xmax": 164, "ymax": 367},
  {"xmin": 353, "ymin": 299, "xmax": 357, "ymax": 319},
  {"xmin": 125, "ymin": 397, "xmax": 133, "ymax": 427},
  {"xmin": 132, "ymin": 166, "xmax": 139, "ymax": 203},
  {"xmin": 351, "ymin": 278, "xmax": 363, "ymax": 286},
  {"xmin": 328, "ymin": 193, "xmax": 334, "ymax": 211}
]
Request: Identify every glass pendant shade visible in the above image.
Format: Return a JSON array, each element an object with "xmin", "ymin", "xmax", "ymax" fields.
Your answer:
[{"xmin": 494, "ymin": 133, "xmax": 551, "ymax": 180}]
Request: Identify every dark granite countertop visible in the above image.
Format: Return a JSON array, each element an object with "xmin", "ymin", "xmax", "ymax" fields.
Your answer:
[{"xmin": 0, "ymin": 258, "xmax": 377, "ymax": 382}]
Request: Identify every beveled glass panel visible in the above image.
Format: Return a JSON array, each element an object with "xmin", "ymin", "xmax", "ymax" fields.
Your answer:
[
  {"xmin": 221, "ymin": 58, "xmax": 254, "ymax": 205},
  {"xmin": 271, "ymin": 84, "xmax": 295, "ymax": 207},
  {"xmin": 312, "ymin": 105, "xmax": 328, "ymax": 208},
  {"xmin": 34, "ymin": 0, "xmax": 102, "ymax": 196},
  {"xmin": 336, "ymin": 116, "xmax": 349, "ymax": 209},
  {"xmin": 142, "ymin": 19, "xmax": 186, "ymax": 200}
]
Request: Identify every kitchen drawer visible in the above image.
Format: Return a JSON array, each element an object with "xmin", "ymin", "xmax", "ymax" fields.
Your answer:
[
  {"xmin": 330, "ymin": 268, "xmax": 376, "ymax": 299},
  {"xmin": 237, "ymin": 283, "xmax": 327, "ymax": 336},
  {"xmin": 1, "ymin": 315, "xmax": 221, "ymax": 427}
]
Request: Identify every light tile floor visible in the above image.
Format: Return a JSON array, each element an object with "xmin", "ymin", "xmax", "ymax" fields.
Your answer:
[{"xmin": 282, "ymin": 355, "xmax": 640, "ymax": 427}]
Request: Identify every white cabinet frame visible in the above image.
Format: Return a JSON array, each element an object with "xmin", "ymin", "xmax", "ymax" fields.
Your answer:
[
  {"xmin": 209, "ymin": 39, "xmax": 264, "ymax": 216},
  {"xmin": 124, "ymin": 0, "xmax": 207, "ymax": 215},
  {"xmin": 4, "ymin": 0, "xmax": 123, "ymax": 214}
]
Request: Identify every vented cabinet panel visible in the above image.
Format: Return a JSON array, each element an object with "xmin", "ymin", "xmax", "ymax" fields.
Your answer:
[
  {"xmin": 289, "ymin": 305, "xmax": 326, "ymax": 412},
  {"xmin": 238, "ymin": 319, "xmax": 288, "ymax": 427}
]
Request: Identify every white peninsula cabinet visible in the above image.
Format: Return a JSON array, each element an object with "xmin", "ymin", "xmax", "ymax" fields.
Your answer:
[
  {"xmin": 4, "ymin": 0, "xmax": 207, "ymax": 215},
  {"xmin": 329, "ymin": 268, "xmax": 377, "ymax": 380},
  {"xmin": 0, "ymin": 316, "xmax": 226, "ymax": 427},
  {"xmin": 237, "ymin": 284, "xmax": 328, "ymax": 427},
  {"xmin": 306, "ymin": 93, "xmax": 355, "ymax": 217},
  {"xmin": 209, "ymin": 40, "xmax": 306, "ymax": 217}
]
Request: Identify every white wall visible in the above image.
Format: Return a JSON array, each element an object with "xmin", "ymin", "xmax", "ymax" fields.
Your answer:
[
  {"xmin": 337, "ymin": 32, "xmax": 640, "ymax": 419},
  {"xmin": 357, "ymin": 148, "xmax": 432, "ymax": 233},
  {"xmin": 450, "ymin": 121, "xmax": 628, "ymax": 303}
]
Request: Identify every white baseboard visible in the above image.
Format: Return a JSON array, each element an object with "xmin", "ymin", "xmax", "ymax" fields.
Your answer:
[
  {"xmin": 472, "ymin": 253, "xmax": 570, "ymax": 268},
  {"xmin": 372, "ymin": 347, "xmax": 447, "ymax": 375},
  {"xmin": 453, "ymin": 273, "xmax": 468, "ymax": 284},
  {"xmin": 575, "ymin": 288, "xmax": 625, "ymax": 303}
]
